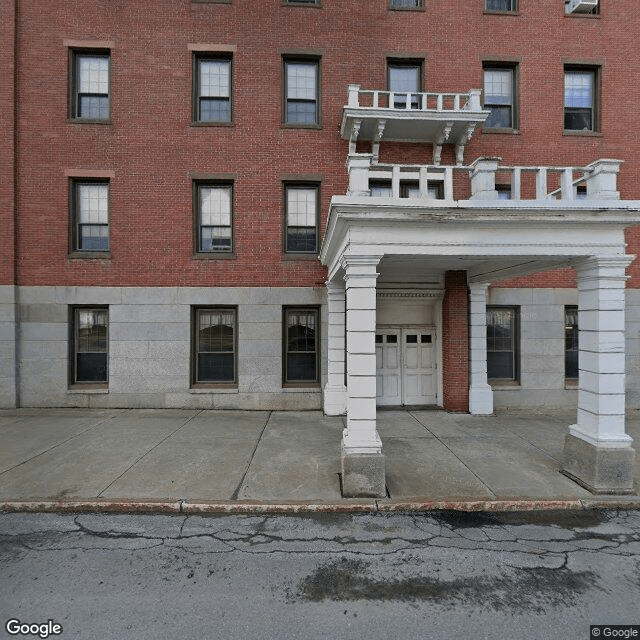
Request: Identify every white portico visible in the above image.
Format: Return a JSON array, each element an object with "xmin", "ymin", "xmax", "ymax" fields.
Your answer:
[{"xmin": 322, "ymin": 99, "xmax": 639, "ymax": 497}]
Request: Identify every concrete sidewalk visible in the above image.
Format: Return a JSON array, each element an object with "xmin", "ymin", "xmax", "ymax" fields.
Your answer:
[{"xmin": 0, "ymin": 408, "xmax": 638, "ymax": 513}]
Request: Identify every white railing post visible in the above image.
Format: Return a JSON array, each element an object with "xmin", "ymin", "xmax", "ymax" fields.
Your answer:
[
  {"xmin": 347, "ymin": 84, "xmax": 360, "ymax": 108},
  {"xmin": 444, "ymin": 167, "xmax": 453, "ymax": 201},
  {"xmin": 469, "ymin": 157, "xmax": 500, "ymax": 200},
  {"xmin": 512, "ymin": 167, "xmax": 522, "ymax": 200},
  {"xmin": 466, "ymin": 89, "xmax": 483, "ymax": 112},
  {"xmin": 562, "ymin": 168, "xmax": 575, "ymax": 201},
  {"xmin": 391, "ymin": 165, "xmax": 401, "ymax": 198},
  {"xmin": 586, "ymin": 159, "xmax": 623, "ymax": 200},
  {"xmin": 419, "ymin": 166, "xmax": 429, "ymax": 198},
  {"xmin": 346, "ymin": 154, "xmax": 373, "ymax": 196},
  {"xmin": 536, "ymin": 167, "xmax": 548, "ymax": 199}
]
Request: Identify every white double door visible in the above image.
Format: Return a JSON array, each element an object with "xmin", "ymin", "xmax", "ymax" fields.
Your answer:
[{"xmin": 376, "ymin": 327, "xmax": 437, "ymax": 406}]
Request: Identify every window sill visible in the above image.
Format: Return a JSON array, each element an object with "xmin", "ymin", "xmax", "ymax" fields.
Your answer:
[
  {"xmin": 282, "ymin": 384, "xmax": 321, "ymax": 391},
  {"xmin": 193, "ymin": 251, "xmax": 236, "ymax": 260},
  {"xmin": 191, "ymin": 121, "xmax": 234, "ymax": 127},
  {"xmin": 489, "ymin": 380, "xmax": 520, "ymax": 389},
  {"xmin": 282, "ymin": 253, "xmax": 319, "ymax": 261},
  {"xmin": 69, "ymin": 252, "xmax": 111, "ymax": 260},
  {"xmin": 68, "ymin": 118, "xmax": 112, "ymax": 125},
  {"xmin": 68, "ymin": 386, "xmax": 108, "ymax": 393},
  {"xmin": 281, "ymin": 123, "xmax": 322, "ymax": 130},
  {"xmin": 563, "ymin": 129, "xmax": 602, "ymax": 137},
  {"xmin": 189, "ymin": 386, "xmax": 239, "ymax": 393},
  {"xmin": 389, "ymin": 7, "xmax": 425, "ymax": 12},
  {"xmin": 483, "ymin": 127, "xmax": 519, "ymax": 134},
  {"xmin": 283, "ymin": 1, "xmax": 323, "ymax": 7},
  {"xmin": 483, "ymin": 10, "xmax": 519, "ymax": 16},
  {"xmin": 564, "ymin": 13, "xmax": 600, "ymax": 19}
]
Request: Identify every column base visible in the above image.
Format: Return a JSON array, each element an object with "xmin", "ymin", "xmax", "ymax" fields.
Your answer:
[
  {"xmin": 323, "ymin": 384, "xmax": 347, "ymax": 416},
  {"xmin": 562, "ymin": 433, "xmax": 636, "ymax": 494},
  {"xmin": 341, "ymin": 449, "xmax": 386, "ymax": 498},
  {"xmin": 469, "ymin": 384, "xmax": 493, "ymax": 415}
]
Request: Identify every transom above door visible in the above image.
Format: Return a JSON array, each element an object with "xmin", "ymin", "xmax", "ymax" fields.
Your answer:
[{"xmin": 375, "ymin": 327, "xmax": 437, "ymax": 406}]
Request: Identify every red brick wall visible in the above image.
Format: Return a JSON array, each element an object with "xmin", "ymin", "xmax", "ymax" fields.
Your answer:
[
  {"xmin": 11, "ymin": 1, "xmax": 640, "ymax": 288},
  {"xmin": 442, "ymin": 271, "xmax": 469, "ymax": 413},
  {"xmin": 0, "ymin": 1, "xmax": 15, "ymax": 286}
]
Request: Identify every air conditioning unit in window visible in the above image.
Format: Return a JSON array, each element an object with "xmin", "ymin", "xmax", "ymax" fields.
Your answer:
[{"xmin": 565, "ymin": 0, "xmax": 598, "ymax": 14}]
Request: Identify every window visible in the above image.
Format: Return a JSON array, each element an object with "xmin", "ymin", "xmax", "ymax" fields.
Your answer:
[
  {"xmin": 71, "ymin": 181, "xmax": 109, "ymax": 253},
  {"xmin": 564, "ymin": 67, "xmax": 598, "ymax": 131},
  {"xmin": 369, "ymin": 180, "xmax": 443, "ymax": 199},
  {"xmin": 388, "ymin": 60, "xmax": 422, "ymax": 109},
  {"xmin": 283, "ymin": 59, "xmax": 320, "ymax": 126},
  {"xmin": 284, "ymin": 307, "xmax": 319, "ymax": 384},
  {"xmin": 565, "ymin": 0, "xmax": 599, "ymax": 15},
  {"xmin": 486, "ymin": 307, "xmax": 519, "ymax": 381},
  {"xmin": 285, "ymin": 184, "xmax": 319, "ymax": 253},
  {"xmin": 71, "ymin": 307, "xmax": 108, "ymax": 384},
  {"xmin": 70, "ymin": 51, "xmax": 110, "ymax": 121},
  {"xmin": 284, "ymin": 0, "xmax": 319, "ymax": 4},
  {"xmin": 193, "ymin": 308, "xmax": 237, "ymax": 384},
  {"xmin": 496, "ymin": 185, "xmax": 512, "ymax": 199},
  {"xmin": 483, "ymin": 65, "xmax": 517, "ymax": 129},
  {"xmin": 565, "ymin": 306, "xmax": 579, "ymax": 380},
  {"xmin": 195, "ymin": 183, "xmax": 233, "ymax": 253},
  {"xmin": 485, "ymin": 0, "xmax": 517, "ymax": 11},
  {"xmin": 390, "ymin": 0, "xmax": 424, "ymax": 9},
  {"xmin": 194, "ymin": 55, "xmax": 232, "ymax": 123}
]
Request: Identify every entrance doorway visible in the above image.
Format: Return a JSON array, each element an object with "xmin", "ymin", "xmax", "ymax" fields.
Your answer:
[{"xmin": 375, "ymin": 327, "xmax": 437, "ymax": 406}]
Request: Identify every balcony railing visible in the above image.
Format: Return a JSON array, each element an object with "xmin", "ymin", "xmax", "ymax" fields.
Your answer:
[
  {"xmin": 347, "ymin": 86, "xmax": 483, "ymax": 113},
  {"xmin": 346, "ymin": 155, "xmax": 622, "ymax": 203},
  {"xmin": 341, "ymin": 85, "xmax": 489, "ymax": 164}
]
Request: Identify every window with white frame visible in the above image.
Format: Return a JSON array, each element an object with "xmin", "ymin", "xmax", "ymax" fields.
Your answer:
[
  {"xmin": 284, "ymin": 307, "xmax": 319, "ymax": 383},
  {"xmin": 390, "ymin": 0, "xmax": 424, "ymax": 9},
  {"xmin": 485, "ymin": 0, "xmax": 517, "ymax": 11},
  {"xmin": 71, "ymin": 307, "xmax": 108, "ymax": 384},
  {"xmin": 195, "ymin": 183, "xmax": 233, "ymax": 253},
  {"xmin": 193, "ymin": 307, "xmax": 237, "ymax": 384},
  {"xmin": 72, "ymin": 181, "xmax": 109, "ymax": 253},
  {"xmin": 487, "ymin": 306, "xmax": 519, "ymax": 381},
  {"xmin": 388, "ymin": 60, "xmax": 422, "ymax": 109},
  {"xmin": 70, "ymin": 51, "xmax": 110, "ymax": 120},
  {"xmin": 564, "ymin": 67, "xmax": 598, "ymax": 131},
  {"xmin": 285, "ymin": 184, "xmax": 318, "ymax": 253},
  {"xmin": 284, "ymin": 59, "xmax": 320, "ymax": 125},
  {"xmin": 194, "ymin": 55, "xmax": 232, "ymax": 123},
  {"xmin": 483, "ymin": 66, "xmax": 517, "ymax": 129}
]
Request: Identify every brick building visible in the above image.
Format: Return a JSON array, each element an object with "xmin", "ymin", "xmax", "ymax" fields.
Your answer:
[{"xmin": 1, "ymin": 0, "xmax": 638, "ymax": 496}]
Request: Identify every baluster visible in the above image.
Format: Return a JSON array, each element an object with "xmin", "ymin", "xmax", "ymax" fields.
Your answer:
[
  {"xmin": 536, "ymin": 168, "xmax": 548, "ymax": 199},
  {"xmin": 392, "ymin": 166, "xmax": 401, "ymax": 198},
  {"xmin": 419, "ymin": 167, "xmax": 429, "ymax": 198},
  {"xmin": 444, "ymin": 167, "xmax": 453, "ymax": 201},
  {"xmin": 562, "ymin": 168, "xmax": 575, "ymax": 201},
  {"xmin": 512, "ymin": 168, "xmax": 521, "ymax": 200},
  {"xmin": 454, "ymin": 94, "xmax": 460, "ymax": 111},
  {"xmin": 436, "ymin": 94, "xmax": 443, "ymax": 111}
]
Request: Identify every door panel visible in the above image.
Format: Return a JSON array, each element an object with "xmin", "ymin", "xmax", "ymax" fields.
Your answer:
[
  {"xmin": 376, "ymin": 327, "xmax": 437, "ymax": 406},
  {"xmin": 376, "ymin": 331, "xmax": 402, "ymax": 406}
]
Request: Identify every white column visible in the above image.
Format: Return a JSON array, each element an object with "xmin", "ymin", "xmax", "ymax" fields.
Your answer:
[
  {"xmin": 563, "ymin": 255, "xmax": 636, "ymax": 493},
  {"xmin": 323, "ymin": 280, "xmax": 347, "ymax": 416},
  {"xmin": 468, "ymin": 281, "xmax": 493, "ymax": 415},
  {"xmin": 342, "ymin": 255, "xmax": 382, "ymax": 453}
]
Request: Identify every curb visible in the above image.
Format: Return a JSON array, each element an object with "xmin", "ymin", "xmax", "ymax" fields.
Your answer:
[{"xmin": 2, "ymin": 496, "xmax": 639, "ymax": 515}]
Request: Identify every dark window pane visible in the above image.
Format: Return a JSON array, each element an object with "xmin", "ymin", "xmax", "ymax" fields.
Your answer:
[
  {"xmin": 421, "ymin": 334, "xmax": 432, "ymax": 343},
  {"xmin": 486, "ymin": 0, "xmax": 516, "ymax": 9},
  {"xmin": 78, "ymin": 95, "xmax": 109, "ymax": 119},
  {"xmin": 564, "ymin": 109, "xmax": 592, "ymax": 131},
  {"xmin": 200, "ymin": 227, "xmax": 232, "ymax": 252},
  {"xmin": 386, "ymin": 335, "xmax": 397, "ymax": 343},
  {"xmin": 487, "ymin": 352, "xmax": 514, "ymax": 380},
  {"xmin": 391, "ymin": 0, "xmax": 423, "ymax": 6},
  {"xmin": 286, "ymin": 227, "xmax": 317, "ymax": 252},
  {"xmin": 80, "ymin": 225, "xmax": 109, "ymax": 251},
  {"xmin": 485, "ymin": 105, "xmax": 512, "ymax": 128},
  {"xmin": 375, "ymin": 335, "xmax": 383, "ymax": 343},
  {"xmin": 406, "ymin": 335, "xmax": 418, "ymax": 343},
  {"xmin": 288, "ymin": 323, "xmax": 316, "ymax": 352},
  {"xmin": 76, "ymin": 353, "xmax": 107, "ymax": 382},
  {"xmin": 565, "ymin": 307, "xmax": 579, "ymax": 379},
  {"xmin": 287, "ymin": 353, "xmax": 316, "ymax": 381},
  {"xmin": 286, "ymin": 101, "xmax": 316, "ymax": 124},
  {"xmin": 199, "ymin": 98, "xmax": 231, "ymax": 123},
  {"xmin": 198, "ymin": 353, "xmax": 234, "ymax": 382}
]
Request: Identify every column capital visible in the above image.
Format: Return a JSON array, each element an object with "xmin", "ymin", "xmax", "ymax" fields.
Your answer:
[
  {"xmin": 572, "ymin": 255, "xmax": 634, "ymax": 283},
  {"xmin": 341, "ymin": 255, "xmax": 382, "ymax": 284},
  {"xmin": 325, "ymin": 280, "xmax": 346, "ymax": 296},
  {"xmin": 468, "ymin": 281, "xmax": 491, "ymax": 296}
]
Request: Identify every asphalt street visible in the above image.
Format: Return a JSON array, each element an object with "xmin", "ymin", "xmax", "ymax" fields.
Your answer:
[{"xmin": 1, "ymin": 509, "xmax": 639, "ymax": 640}]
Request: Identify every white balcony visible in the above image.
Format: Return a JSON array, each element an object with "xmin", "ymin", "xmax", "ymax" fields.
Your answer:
[
  {"xmin": 341, "ymin": 85, "xmax": 490, "ymax": 164},
  {"xmin": 346, "ymin": 155, "xmax": 624, "ymax": 204}
]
